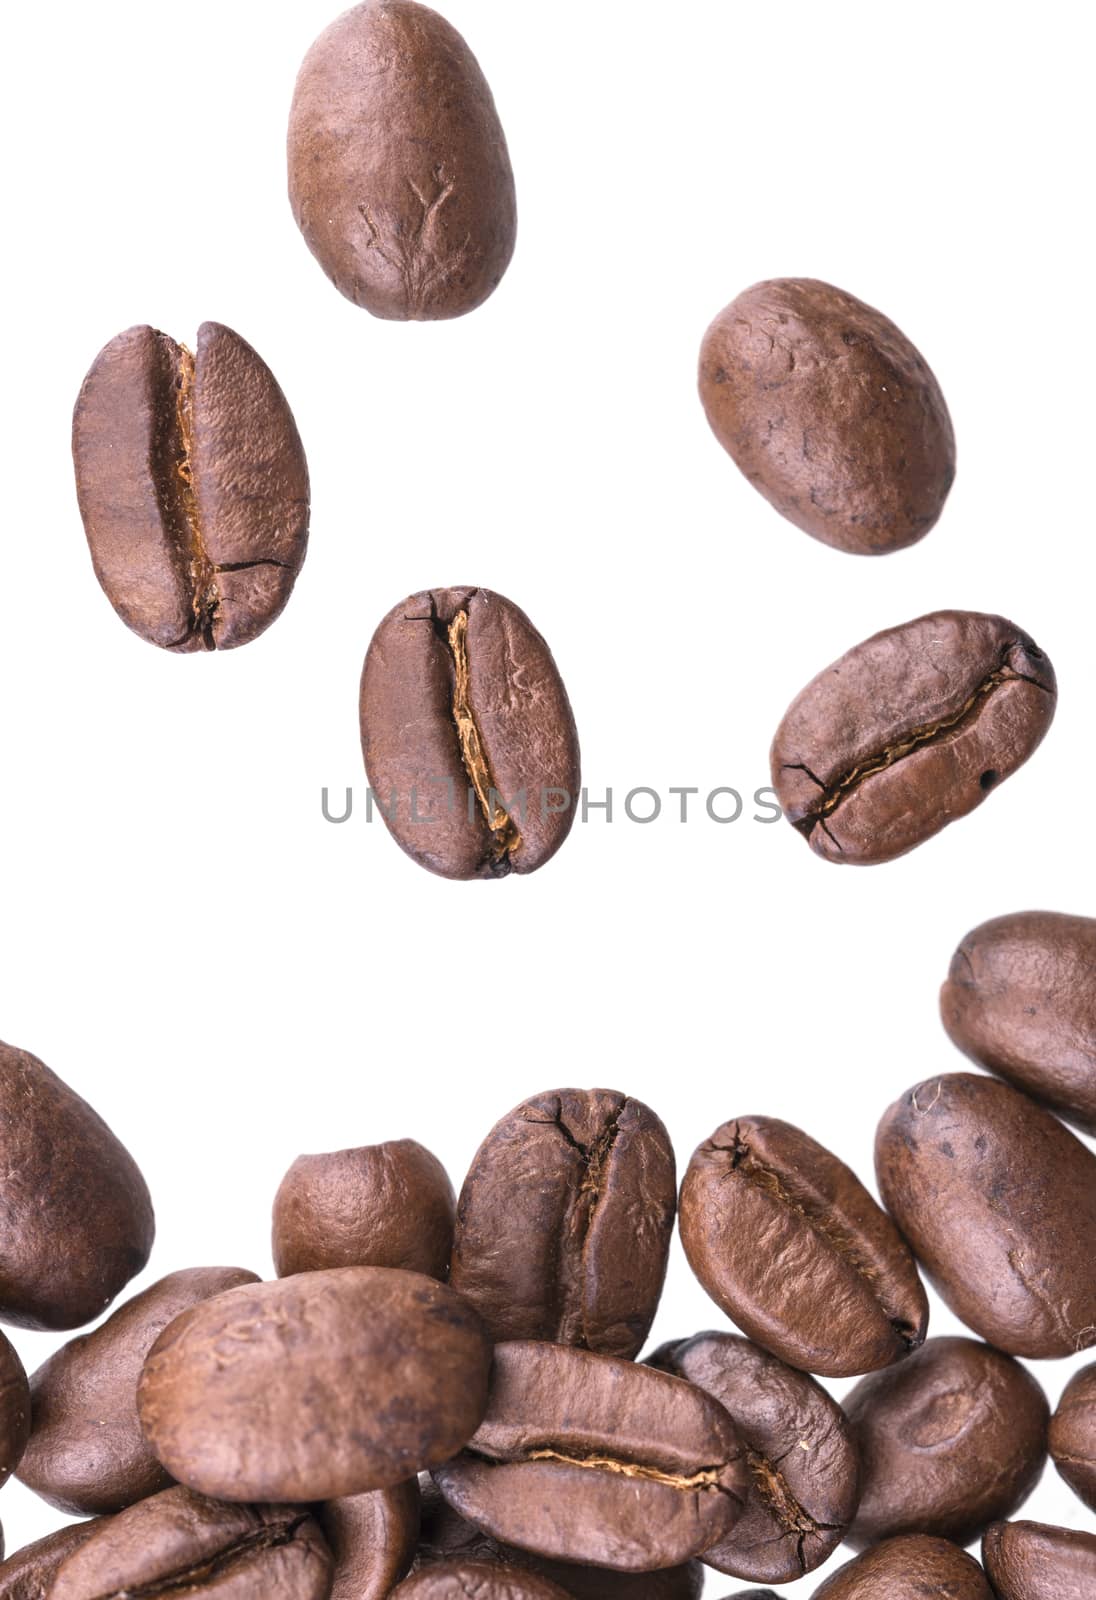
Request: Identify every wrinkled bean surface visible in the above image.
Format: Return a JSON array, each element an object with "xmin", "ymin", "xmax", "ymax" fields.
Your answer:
[{"xmin": 982, "ymin": 1520, "xmax": 1096, "ymax": 1600}]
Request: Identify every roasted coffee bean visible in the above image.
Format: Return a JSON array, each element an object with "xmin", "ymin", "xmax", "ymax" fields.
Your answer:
[
  {"xmin": 17, "ymin": 1265, "xmax": 258, "ymax": 1515},
  {"xmin": 844, "ymin": 1335, "xmax": 1047, "ymax": 1549},
  {"xmin": 770, "ymin": 610, "xmax": 1056, "ymax": 864},
  {"xmin": 274, "ymin": 1141, "xmax": 455, "ymax": 1280},
  {"xmin": 678, "ymin": 1116, "xmax": 928, "ymax": 1377},
  {"xmin": 450, "ymin": 1088, "xmax": 675, "ymax": 1359},
  {"xmin": 812, "ymin": 1535, "xmax": 994, "ymax": 1599},
  {"xmin": 0, "ymin": 1520, "xmax": 103, "ymax": 1600},
  {"xmin": 72, "ymin": 322, "xmax": 308, "ymax": 651},
  {"xmin": 0, "ymin": 1040, "xmax": 154, "ymax": 1331},
  {"xmin": 48, "ymin": 1486, "xmax": 332, "ymax": 1600},
  {"xmin": 393, "ymin": 1563, "xmax": 573, "ymax": 1600},
  {"xmin": 138, "ymin": 1266, "xmax": 490, "ymax": 1501},
  {"xmin": 360, "ymin": 588, "xmax": 579, "ymax": 879},
  {"xmin": 0, "ymin": 1333, "xmax": 29, "ymax": 1487},
  {"xmin": 698, "ymin": 278, "xmax": 955, "ymax": 555},
  {"xmin": 1049, "ymin": 1361, "xmax": 1096, "ymax": 1512},
  {"xmin": 649, "ymin": 1331, "xmax": 859, "ymax": 1583},
  {"xmin": 982, "ymin": 1520, "xmax": 1096, "ymax": 1600},
  {"xmin": 288, "ymin": 0, "xmax": 516, "ymax": 319},
  {"xmin": 941, "ymin": 911, "xmax": 1096, "ymax": 1134},
  {"xmin": 320, "ymin": 1481, "xmax": 420, "ymax": 1600},
  {"xmin": 433, "ymin": 1340, "xmax": 749, "ymax": 1572},
  {"xmin": 876, "ymin": 1073, "xmax": 1096, "ymax": 1358}
]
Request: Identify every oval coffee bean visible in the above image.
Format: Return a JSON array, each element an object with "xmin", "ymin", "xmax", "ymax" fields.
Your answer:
[
  {"xmin": 393, "ymin": 1564, "xmax": 574, "ymax": 1600},
  {"xmin": 288, "ymin": 0, "xmax": 516, "ymax": 320},
  {"xmin": 0, "ymin": 1521, "xmax": 103, "ymax": 1600},
  {"xmin": 17, "ymin": 1265, "xmax": 258, "ymax": 1515},
  {"xmin": 771, "ymin": 610, "xmax": 1056, "ymax": 864},
  {"xmin": 319, "ymin": 1481, "xmax": 420, "ymax": 1600},
  {"xmin": 812, "ymin": 1535, "xmax": 994, "ymax": 1599},
  {"xmin": 1049, "ymin": 1361, "xmax": 1096, "ymax": 1512},
  {"xmin": 941, "ymin": 910, "xmax": 1096, "ymax": 1134},
  {"xmin": 649, "ymin": 1330, "xmax": 859, "ymax": 1583},
  {"xmin": 876, "ymin": 1073, "xmax": 1096, "ymax": 1358},
  {"xmin": 360, "ymin": 588, "xmax": 579, "ymax": 879},
  {"xmin": 699, "ymin": 278, "xmax": 955, "ymax": 555},
  {"xmin": 0, "ymin": 1039, "xmax": 154, "ymax": 1331},
  {"xmin": 433, "ymin": 1340, "xmax": 749, "ymax": 1572},
  {"xmin": 678, "ymin": 1116, "xmax": 928, "ymax": 1377},
  {"xmin": 273, "ymin": 1140, "xmax": 455, "ymax": 1280},
  {"xmin": 0, "ymin": 1334, "xmax": 29, "ymax": 1488},
  {"xmin": 72, "ymin": 322, "xmax": 308, "ymax": 651},
  {"xmin": 844, "ymin": 1335, "xmax": 1048, "ymax": 1549},
  {"xmin": 450, "ymin": 1088, "xmax": 675, "ymax": 1359},
  {"xmin": 138, "ymin": 1266, "xmax": 490, "ymax": 1501},
  {"xmin": 982, "ymin": 1520, "xmax": 1096, "ymax": 1600},
  {"xmin": 49, "ymin": 1486, "xmax": 332, "ymax": 1600}
]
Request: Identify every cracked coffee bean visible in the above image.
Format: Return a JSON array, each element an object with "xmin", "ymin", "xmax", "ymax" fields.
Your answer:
[
  {"xmin": 844, "ymin": 1335, "xmax": 1048, "ymax": 1549},
  {"xmin": 360, "ymin": 588, "xmax": 579, "ymax": 879},
  {"xmin": 48, "ymin": 1485, "xmax": 333, "ymax": 1600},
  {"xmin": 273, "ymin": 1140, "xmax": 455, "ymax": 1280},
  {"xmin": 649, "ymin": 1330, "xmax": 859, "ymax": 1584},
  {"xmin": 433, "ymin": 1339, "xmax": 749, "ymax": 1572},
  {"xmin": 72, "ymin": 322, "xmax": 309, "ymax": 651},
  {"xmin": 0, "ymin": 1039, "xmax": 154, "ymax": 1331},
  {"xmin": 982, "ymin": 1520, "xmax": 1096, "ymax": 1600},
  {"xmin": 17, "ymin": 1266, "xmax": 258, "ymax": 1515},
  {"xmin": 137, "ymin": 1266, "xmax": 491, "ymax": 1501},
  {"xmin": 0, "ymin": 1334, "xmax": 29, "ymax": 1489},
  {"xmin": 876, "ymin": 1073, "xmax": 1096, "ymax": 1358},
  {"xmin": 319, "ymin": 1480, "xmax": 420, "ymax": 1600},
  {"xmin": 941, "ymin": 910, "xmax": 1096, "ymax": 1134},
  {"xmin": 812, "ymin": 1535, "xmax": 994, "ymax": 1598},
  {"xmin": 393, "ymin": 1563, "xmax": 575, "ymax": 1600},
  {"xmin": 0, "ymin": 1520, "xmax": 103, "ymax": 1600},
  {"xmin": 770, "ymin": 610, "xmax": 1056, "ymax": 864},
  {"xmin": 450, "ymin": 1088, "xmax": 675, "ymax": 1359},
  {"xmin": 288, "ymin": 0, "xmax": 516, "ymax": 320},
  {"xmin": 698, "ymin": 278, "xmax": 955, "ymax": 555},
  {"xmin": 678, "ymin": 1116, "xmax": 928, "ymax": 1378},
  {"xmin": 1049, "ymin": 1361, "xmax": 1096, "ymax": 1512}
]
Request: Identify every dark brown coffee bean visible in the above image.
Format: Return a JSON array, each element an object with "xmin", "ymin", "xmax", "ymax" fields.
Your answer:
[
  {"xmin": 17, "ymin": 1265, "xmax": 258, "ymax": 1515},
  {"xmin": 433, "ymin": 1340, "xmax": 749, "ymax": 1572},
  {"xmin": 0, "ymin": 1040, "xmax": 154, "ymax": 1331},
  {"xmin": 649, "ymin": 1331, "xmax": 859, "ymax": 1583},
  {"xmin": 273, "ymin": 1141, "xmax": 455, "ymax": 1280},
  {"xmin": 699, "ymin": 278, "xmax": 955, "ymax": 555},
  {"xmin": 812, "ymin": 1535, "xmax": 994, "ymax": 1599},
  {"xmin": 288, "ymin": 0, "xmax": 516, "ymax": 320},
  {"xmin": 0, "ymin": 1520, "xmax": 103, "ymax": 1600},
  {"xmin": 876, "ymin": 1073, "xmax": 1096, "ymax": 1358},
  {"xmin": 678, "ymin": 1116, "xmax": 928, "ymax": 1377},
  {"xmin": 72, "ymin": 322, "xmax": 308, "ymax": 651},
  {"xmin": 48, "ymin": 1486, "xmax": 332, "ymax": 1600},
  {"xmin": 394, "ymin": 1563, "xmax": 573, "ymax": 1600},
  {"xmin": 770, "ymin": 610, "xmax": 1056, "ymax": 864},
  {"xmin": 1049, "ymin": 1361, "xmax": 1096, "ymax": 1512},
  {"xmin": 844, "ymin": 1335, "xmax": 1047, "ymax": 1549},
  {"xmin": 450, "ymin": 1088, "xmax": 675, "ymax": 1359},
  {"xmin": 941, "ymin": 911, "xmax": 1096, "ymax": 1134},
  {"xmin": 0, "ymin": 1333, "xmax": 29, "ymax": 1488},
  {"xmin": 360, "ymin": 588, "xmax": 579, "ymax": 879},
  {"xmin": 982, "ymin": 1520, "xmax": 1096, "ymax": 1600},
  {"xmin": 138, "ymin": 1266, "xmax": 490, "ymax": 1501},
  {"xmin": 320, "ymin": 1480, "xmax": 420, "ymax": 1600}
]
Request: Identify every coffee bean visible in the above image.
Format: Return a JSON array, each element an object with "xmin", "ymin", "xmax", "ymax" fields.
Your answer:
[
  {"xmin": 876, "ymin": 1073, "xmax": 1096, "ymax": 1358},
  {"xmin": 649, "ymin": 1330, "xmax": 859, "ymax": 1583},
  {"xmin": 0, "ymin": 1040, "xmax": 154, "ymax": 1331},
  {"xmin": 138, "ymin": 1266, "xmax": 491, "ymax": 1501},
  {"xmin": 72, "ymin": 322, "xmax": 308, "ymax": 651},
  {"xmin": 0, "ymin": 1334, "xmax": 29, "ymax": 1488},
  {"xmin": 1049, "ymin": 1361, "xmax": 1096, "ymax": 1512},
  {"xmin": 17, "ymin": 1266, "xmax": 258, "ymax": 1515},
  {"xmin": 319, "ymin": 1481, "xmax": 420, "ymax": 1600},
  {"xmin": 698, "ymin": 278, "xmax": 955, "ymax": 555},
  {"xmin": 770, "ymin": 610, "xmax": 1056, "ymax": 863},
  {"xmin": 433, "ymin": 1340, "xmax": 749, "ymax": 1572},
  {"xmin": 982, "ymin": 1520, "xmax": 1096, "ymax": 1600},
  {"xmin": 393, "ymin": 1563, "xmax": 574, "ymax": 1600},
  {"xmin": 450, "ymin": 1088, "xmax": 675, "ymax": 1359},
  {"xmin": 273, "ymin": 1141, "xmax": 455, "ymax": 1280},
  {"xmin": 678, "ymin": 1116, "xmax": 928, "ymax": 1377},
  {"xmin": 288, "ymin": 0, "xmax": 516, "ymax": 320},
  {"xmin": 812, "ymin": 1535, "xmax": 994, "ymax": 1598},
  {"xmin": 360, "ymin": 588, "xmax": 579, "ymax": 879},
  {"xmin": 48, "ymin": 1486, "xmax": 332, "ymax": 1600},
  {"xmin": 844, "ymin": 1335, "xmax": 1048, "ymax": 1549},
  {"xmin": 941, "ymin": 911, "xmax": 1096, "ymax": 1134},
  {"xmin": 0, "ymin": 1520, "xmax": 103, "ymax": 1600}
]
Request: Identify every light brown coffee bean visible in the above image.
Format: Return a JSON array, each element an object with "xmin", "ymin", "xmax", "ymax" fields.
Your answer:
[
  {"xmin": 982, "ymin": 1520, "xmax": 1096, "ymax": 1600},
  {"xmin": 812, "ymin": 1535, "xmax": 994, "ymax": 1598},
  {"xmin": 0, "ymin": 1520, "xmax": 104, "ymax": 1600},
  {"xmin": 393, "ymin": 1563, "xmax": 574, "ymax": 1600},
  {"xmin": 320, "ymin": 1480, "xmax": 420, "ymax": 1600},
  {"xmin": 0, "ymin": 1334, "xmax": 29, "ymax": 1489},
  {"xmin": 1049, "ymin": 1362, "xmax": 1096, "ymax": 1513}
]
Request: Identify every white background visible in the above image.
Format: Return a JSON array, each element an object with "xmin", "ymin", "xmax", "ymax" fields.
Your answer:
[{"xmin": 1, "ymin": 1, "xmax": 1094, "ymax": 1590}]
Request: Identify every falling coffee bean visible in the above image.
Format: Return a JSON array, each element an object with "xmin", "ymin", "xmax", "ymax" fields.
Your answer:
[
  {"xmin": 0, "ymin": 1520, "xmax": 103, "ymax": 1600},
  {"xmin": 982, "ymin": 1520, "xmax": 1096, "ymax": 1600},
  {"xmin": 812, "ymin": 1535, "xmax": 995, "ymax": 1599},
  {"xmin": 1049, "ymin": 1362, "xmax": 1096, "ymax": 1513},
  {"xmin": 72, "ymin": 322, "xmax": 308, "ymax": 651},
  {"xmin": 0, "ymin": 1335, "xmax": 29, "ymax": 1489},
  {"xmin": 319, "ymin": 1481, "xmax": 421, "ymax": 1600},
  {"xmin": 771, "ymin": 610, "xmax": 1056, "ymax": 863}
]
